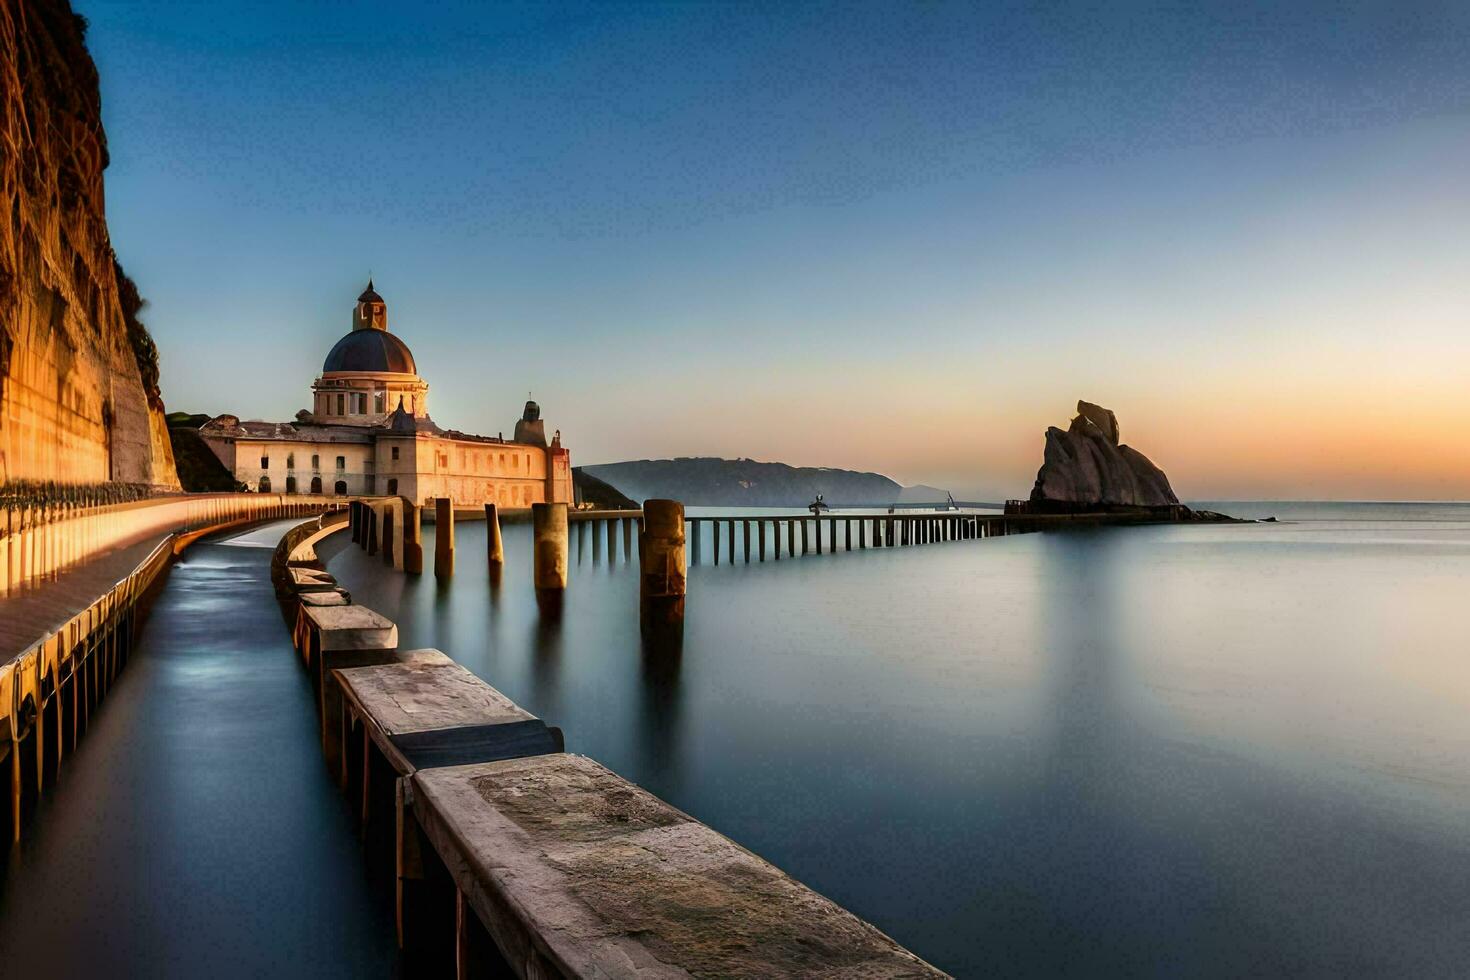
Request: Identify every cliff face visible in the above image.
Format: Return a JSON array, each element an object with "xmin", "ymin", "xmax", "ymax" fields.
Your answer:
[
  {"xmin": 0, "ymin": 1, "xmax": 178, "ymax": 488},
  {"xmin": 582, "ymin": 457, "xmax": 912, "ymax": 507},
  {"xmin": 1029, "ymin": 400, "xmax": 1179, "ymax": 509}
]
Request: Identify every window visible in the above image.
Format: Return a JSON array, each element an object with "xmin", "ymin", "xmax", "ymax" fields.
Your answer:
[
  {"xmin": 285, "ymin": 476, "xmax": 297, "ymax": 493},
  {"xmin": 257, "ymin": 476, "xmax": 271, "ymax": 492},
  {"xmin": 336, "ymin": 394, "xmax": 345, "ymax": 415},
  {"xmin": 311, "ymin": 454, "xmax": 319, "ymax": 469},
  {"xmin": 375, "ymin": 391, "xmax": 385, "ymax": 414},
  {"xmin": 357, "ymin": 393, "xmax": 368, "ymax": 414},
  {"xmin": 334, "ymin": 480, "xmax": 347, "ymax": 495},
  {"xmin": 310, "ymin": 476, "xmax": 322, "ymax": 494},
  {"xmin": 336, "ymin": 455, "xmax": 346, "ymax": 470},
  {"xmin": 391, "ymin": 446, "xmax": 399, "ymax": 461},
  {"xmin": 286, "ymin": 453, "xmax": 295, "ymax": 469},
  {"xmin": 260, "ymin": 455, "xmax": 269, "ymax": 468},
  {"xmin": 386, "ymin": 478, "xmax": 398, "ymax": 495}
]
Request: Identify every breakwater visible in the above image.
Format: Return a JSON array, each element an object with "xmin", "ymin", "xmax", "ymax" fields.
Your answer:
[{"xmin": 278, "ymin": 511, "xmax": 949, "ymax": 977}]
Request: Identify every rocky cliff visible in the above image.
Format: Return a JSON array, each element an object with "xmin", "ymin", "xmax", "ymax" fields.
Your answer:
[
  {"xmin": 582, "ymin": 457, "xmax": 930, "ymax": 507},
  {"xmin": 0, "ymin": 1, "xmax": 178, "ymax": 488},
  {"xmin": 1029, "ymin": 400, "xmax": 1179, "ymax": 510}
]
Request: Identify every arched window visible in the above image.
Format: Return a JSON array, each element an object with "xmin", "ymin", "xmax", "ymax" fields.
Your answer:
[
  {"xmin": 258, "ymin": 476, "xmax": 271, "ymax": 492},
  {"xmin": 285, "ymin": 476, "xmax": 297, "ymax": 493},
  {"xmin": 334, "ymin": 480, "xmax": 347, "ymax": 495},
  {"xmin": 386, "ymin": 478, "xmax": 398, "ymax": 495},
  {"xmin": 310, "ymin": 476, "xmax": 323, "ymax": 494}
]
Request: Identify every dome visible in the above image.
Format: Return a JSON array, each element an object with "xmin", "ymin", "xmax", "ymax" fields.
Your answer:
[{"xmin": 322, "ymin": 329, "xmax": 417, "ymax": 374}]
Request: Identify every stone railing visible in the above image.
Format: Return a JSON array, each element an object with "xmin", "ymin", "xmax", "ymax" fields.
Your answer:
[{"xmin": 0, "ymin": 491, "xmax": 336, "ymax": 597}]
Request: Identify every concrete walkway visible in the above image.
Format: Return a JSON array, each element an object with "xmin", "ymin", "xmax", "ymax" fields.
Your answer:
[
  {"xmin": 0, "ymin": 534, "xmax": 169, "ymax": 665},
  {"xmin": 0, "ymin": 521, "xmax": 397, "ymax": 978}
]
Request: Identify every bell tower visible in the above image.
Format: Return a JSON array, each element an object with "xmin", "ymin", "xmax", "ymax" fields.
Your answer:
[{"xmin": 352, "ymin": 279, "xmax": 387, "ymax": 331}]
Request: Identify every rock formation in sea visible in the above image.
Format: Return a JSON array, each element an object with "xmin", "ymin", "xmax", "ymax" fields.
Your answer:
[
  {"xmin": 1028, "ymin": 400, "xmax": 1179, "ymax": 510},
  {"xmin": 0, "ymin": 1, "xmax": 178, "ymax": 487}
]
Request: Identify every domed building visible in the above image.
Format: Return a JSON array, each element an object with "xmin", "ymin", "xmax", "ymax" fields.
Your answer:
[
  {"xmin": 311, "ymin": 281, "xmax": 430, "ymax": 424},
  {"xmin": 199, "ymin": 282, "xmax": 572, "ymax": 508}
]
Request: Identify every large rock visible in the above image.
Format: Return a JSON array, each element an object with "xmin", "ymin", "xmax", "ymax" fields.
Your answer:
[
  {"xmin": 0, "ymin": 1, "xmax": 178, "ymax": 488},
  {"xmin": 1029, "ymin": 400, "xmax": 1179, "ymax": 509}
]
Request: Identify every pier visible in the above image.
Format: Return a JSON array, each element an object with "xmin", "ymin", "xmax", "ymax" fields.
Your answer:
[{"xmin": 278, "ymin": 512, "xmax": 951, "ymax": 975}]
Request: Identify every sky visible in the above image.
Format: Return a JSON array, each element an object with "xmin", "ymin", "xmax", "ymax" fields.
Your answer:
[{"xmin": 79, "ymin": 1, "xmax": 1470, "ymax": 501}]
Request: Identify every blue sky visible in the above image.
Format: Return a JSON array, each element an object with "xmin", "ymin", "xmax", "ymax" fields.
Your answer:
[{"xmin": 81, "ymin": 1, "xmax": 1470, "ymax": 499}]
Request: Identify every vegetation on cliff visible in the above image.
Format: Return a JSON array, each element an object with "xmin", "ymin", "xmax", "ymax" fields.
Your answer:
[
  {"xmin": 115, "ymin": 258, "xmax": 163, "ymax": 411},
  {"xmin": 166, "ymin": 412, "xmax": 244, "ymax": 492}
]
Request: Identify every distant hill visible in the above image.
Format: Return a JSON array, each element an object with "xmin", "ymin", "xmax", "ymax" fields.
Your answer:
[
  {"xmin": 581, "ymin": 458, "xmax": 942, "ymax": 507},
  {"xmin": 897, "ymin": 484, "xmax": 951, "ymax": 504}
]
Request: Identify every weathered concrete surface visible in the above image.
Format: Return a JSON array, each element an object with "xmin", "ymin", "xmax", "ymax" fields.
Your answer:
[
  {"xmin": 337, "ymin": 658, "xmax": 531, "ymax": 740},
  {"xmin": 1029, "ymin": 400, "xmax": 1179, "ymax": 509},
  {"xmin": 288, "ymin": 567, "xmax": 340, "ymax": 592},
  {"xmin": 0, "ymin": 0, "xmax": 178, "ymax": 487},
  {"xmin": 412, "ymin": 754, "xmax": 949, "ymax": 979},
  {"xmin": 303, "ymin": 604, "xmax": 397, "ymax": 652}
]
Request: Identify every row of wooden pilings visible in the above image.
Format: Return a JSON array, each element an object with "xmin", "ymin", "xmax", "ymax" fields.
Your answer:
[
  {"xmin": 0, "ymin": 494, "xmax": 339, "ymax": 843},
  {"xmin": 687, "ymin": 512, "xmax": 1016, "ymax": 565},
  {"xmin": 346, "ymin": 499, "xmax": 687, "ymax": 625}
]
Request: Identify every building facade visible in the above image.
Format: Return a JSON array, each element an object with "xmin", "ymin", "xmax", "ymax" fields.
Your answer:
[{"xmin": 200, "ymin": 282, "xmax": 572, "ymax": 508}]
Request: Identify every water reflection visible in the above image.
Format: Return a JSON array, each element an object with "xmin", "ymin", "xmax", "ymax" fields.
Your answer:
[
  {"xmin": 323, "ymin": 514, "xmax": 1470, "ymax": 978},
  {"xmin": 638, "ymin": 619, "xmax": 684, "ymax": 784}
]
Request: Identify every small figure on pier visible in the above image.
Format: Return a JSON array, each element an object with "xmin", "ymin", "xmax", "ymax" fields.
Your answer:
[{"xmin": 808, "ymin": 494, "xmax": 830, "ymax": 515}]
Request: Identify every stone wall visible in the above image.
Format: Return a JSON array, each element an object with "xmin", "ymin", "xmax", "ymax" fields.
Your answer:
[{"xmin": 0, "ymin": 0, "xmax": 179, "ymax": 488}]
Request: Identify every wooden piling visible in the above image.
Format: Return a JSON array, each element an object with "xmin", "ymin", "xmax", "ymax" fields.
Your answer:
[
  {"xmin": 758, "ymin": 521, "xmax": 767, "ymax": 561},
  {"xmin": 402, "ymin": 501, "xmax": 423, "ymax": 574},
  {"xmin": 434, "ymin": 498, "xmax": 454, "ymax": 577},
  {"xmin": 727, "ymin": 520, "xmax": 735, "ymax": 565},
  {"xmin": 800, "ymin": 519, "xmax": 809, "ymax": 555},
  {"xmin": 485, "ymin": 504, "xmax": 504, "ymax": 565},
  {"xmin": 712, "ymin": 521, "xmax": 721, "ymax": 565},
  {"xmin": 690, "ymin": 519, "xmax": 701, "ymax": 566},
  {"xmin": 743, "ymin": 521, "xmax": 751, "ymax": 564},
  {"xmin": 639, "ymin": 500, "xmax": 686, "ymax": 626},
  {"xmin": 532, "ymin": 503, "xmax": 569, "ymax": 591},
  {"xmin": 787, "ymin": 519, "xmax": 795, "ymax": 557},
  {"xmin": 606, "ymin": 518, "xmax": 617, "ymax": 564}
]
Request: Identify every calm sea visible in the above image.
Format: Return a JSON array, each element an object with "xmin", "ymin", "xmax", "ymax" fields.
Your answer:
[{"xmin": 323, "ymin": 502, "xmax": 1470, "ymax": 977}]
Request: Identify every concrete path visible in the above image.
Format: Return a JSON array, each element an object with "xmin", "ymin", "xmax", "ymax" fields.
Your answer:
[
  {"xmin": 0, "ymin": 521, "xmax": 398, "ymax": 978},
  {"xmin": 0, "ymin": 534, "xmax": 168, "ymax": 666}
]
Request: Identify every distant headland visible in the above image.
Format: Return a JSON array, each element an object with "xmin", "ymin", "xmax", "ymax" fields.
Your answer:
[{"xmin": 580, "ymin": 457, "xmax": 970, "ymax": 509}]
